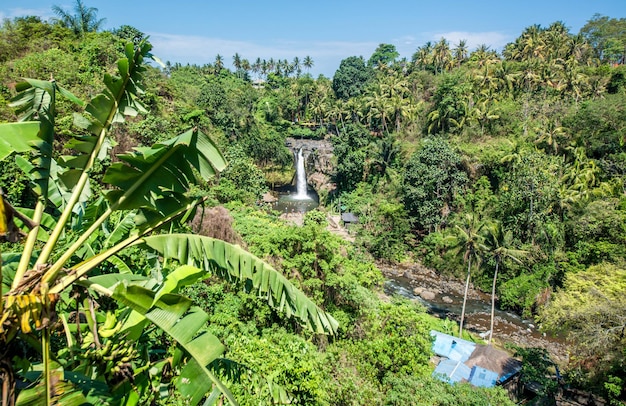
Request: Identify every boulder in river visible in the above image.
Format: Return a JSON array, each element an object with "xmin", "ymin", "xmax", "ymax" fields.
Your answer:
[{"xmin": 420, "ymin": 290, "xmax": 436, "ymax": 301}]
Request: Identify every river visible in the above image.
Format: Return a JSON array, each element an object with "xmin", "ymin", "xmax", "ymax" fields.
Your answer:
[{"xmin": 379, "ymin": 263, "xmax": 568, "ymax": 364}]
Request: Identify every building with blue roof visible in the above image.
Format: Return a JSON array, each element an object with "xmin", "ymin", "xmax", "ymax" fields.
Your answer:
[{"xmin": 430, "ymin": 330, "xmax": 522, "ymax": 388}]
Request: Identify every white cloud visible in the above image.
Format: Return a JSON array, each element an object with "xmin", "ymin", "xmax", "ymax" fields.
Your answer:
[{"xmin": 1, "ymin": 7, "xmax": 54, "ymax": 21}]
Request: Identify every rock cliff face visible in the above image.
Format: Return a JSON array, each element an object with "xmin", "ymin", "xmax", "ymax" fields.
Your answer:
[{"xmin": 285, "ymin": 137, "xmax": 335, "ymax": 195}]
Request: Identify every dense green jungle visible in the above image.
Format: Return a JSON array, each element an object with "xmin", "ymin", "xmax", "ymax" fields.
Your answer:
[{"xmin": 0, "ymin": 4, "xmax": 625, "ymax": 405}]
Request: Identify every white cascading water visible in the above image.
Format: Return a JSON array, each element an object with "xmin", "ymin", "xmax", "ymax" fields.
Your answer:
[{"xmin": 294, "ymin": 148, "xmax": 309, "ymax": 200}]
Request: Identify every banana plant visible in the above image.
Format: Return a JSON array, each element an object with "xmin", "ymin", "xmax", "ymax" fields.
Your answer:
[{"xmin": 0, "ymin": 41, "xmax": 337, "ymax": 405}]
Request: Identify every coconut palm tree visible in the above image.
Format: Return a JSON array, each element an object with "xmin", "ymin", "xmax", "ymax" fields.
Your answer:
[
  {"xmin": 447, "ymin": 213, "xmax": 487, "ymax": 338},
  {"xmin": 303, "ymin": 55, "xmax": 314, "ymax": 73},
  {"xmin": 292, "ymin": 56, "xmax": 302, "ymax": 77},
  {"xmin": 433, "ymin": 38, "xmax": 452, "ymax": 74},
  {"xmin": 214, "ymin": 54, "xmax": 224, "ymax": 73},
  {"xmin": 412, "ymin": 41, "xmax": 434, "ymax": 71},
  {"xmin": 483, "ymin": 222, "xmax": 526, "ymax": 344},
  {"xmin": 233, "ymin": 53, "xmax": 242, "ymax": 73},
  {"xmin": 453, "ymin": 39, "xmax": 469, "ymax": 67},
  {"xmin": 52, "ymin": 0, "xmax": 106, "ymax": 36}
]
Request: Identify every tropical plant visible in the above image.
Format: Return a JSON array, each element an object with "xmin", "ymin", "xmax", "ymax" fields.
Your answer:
[
  {"xmin": 52, "ymin": 0, "xmax": 106, "ymax": 36},
  {"xmin": 446, "ymin": 212, "xmax": 486, "ymax": 337},
  {"xmin": 483, "ymin": 221, "xmax": 526, "ymax": 344},
  {"xmin": 0, "ymin": 41, "xmax": 337, "ymax": 405}
]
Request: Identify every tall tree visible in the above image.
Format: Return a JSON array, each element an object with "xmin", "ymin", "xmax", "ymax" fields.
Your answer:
[
  {"xmin": 214, "ymin": 54, "xmax": 224, "ymax": 73},
  {"xmin": 580, "ymin": 14, "xmax": 626, "ymax": 64},
  {"xmin": 448, "ymin": 213, "xmax": 486, "ymax": 338},
  {"xmin": 433, "ymin": 38, "xmax": 452, "ymax": 74},
  {"xmin": 303, "ymin": 55, "xmax": 314, "ymax": 73},
  {"xmin": 368, "ymin": 43, "xmax": 399, "ymax": 68},
  {"xmin": 233, "ymin": 52, "xmax": 242, "ymax": 71},
  {"xmin": 52, "ymin": 0, "xmax": 105, "ymax": 36},
  {"xmin": 402, "ymin": 137, "xmax": 469, "ymax": 232},
  {"xmin": 292, "ymin": 56, "xmax": 302, "ymax": 77},
  {"xmin": 483, "ymin": 222, "xmax": 525, "ymax": 344},
  {"xmin": 453, "ymin": 39, "xmax": 469, "ymax": 67},
  {"xmin": 332, "ymin": 56, "xmax": 374, "ymax": 100}
]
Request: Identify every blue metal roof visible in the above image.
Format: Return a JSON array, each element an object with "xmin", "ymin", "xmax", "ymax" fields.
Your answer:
[
  {"xmin": 433, "ymin": 359, "xmax": 472, "ymax": 384},
  {"xmin": 469, "ymin": 366, "xmax": 499, "ymax": 388},
  {"xmin": 431, "ymin": 331, "xmax": 476, "ymax": 363},
  {"xmin": 430, "ymin": 330, "xmax": 519, "ymax": 389}
]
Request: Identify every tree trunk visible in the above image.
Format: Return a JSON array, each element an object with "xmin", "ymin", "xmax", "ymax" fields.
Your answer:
[
  {"xmin": 459, "ymin": 258, "xmax": 472, "ymax": 338},
  {"xmin": 0, "ymin": 356, "xmax": 16, "ymax": 406},
  {"xmin": 488, "ymin": 261, "xmax": 499, "ymax": 344}
]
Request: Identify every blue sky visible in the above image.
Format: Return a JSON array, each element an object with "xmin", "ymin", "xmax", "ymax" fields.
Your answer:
[{"xmin": 2, "ymin": 1, "xmax": 625, "ymax": 77}]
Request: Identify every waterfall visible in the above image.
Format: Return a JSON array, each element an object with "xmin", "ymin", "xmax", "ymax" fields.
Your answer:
[{"xmin": 295, "ymin": 147, "xmax": 309, "ymax": 200}]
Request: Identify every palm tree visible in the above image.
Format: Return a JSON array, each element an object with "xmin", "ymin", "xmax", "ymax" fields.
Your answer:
[
  {"xmin": 303, "ymin": 55, "xmax": 314, "ymax": 73},
  {"xmin": 214, "ymin": 54, "xmax": 224, "ymax": 73},
  {"xmin": 448, "ymin": 213, "xmax": 486, "ymax": 338},
  {"xmin": 52, "ymin": 0, "xmax": 106, "ymax": 36},
  {"xmin": 412, "ymin": 41, "xmax": 433, "ymax": 71},
  {"xmin": 252, "ymin": 57, "xmax": 262, "ymax": 79},
  {"xmin": 241, "ymin": 58, "xmax": 251, "ymax": 78},
  {"xmin": 292, "ymin": 56, "xmax": 302, "ymax": 77},
  {"xmin": 534, "ymin": 118, "xmax": 566, "ymax": 154},
  {"xmin": 433, "ymin": 38, "xmax": 452, "ymax": 74},
  {"xmin": 233, "ymin": 53, "xmax": 242, "ymax": 72},
  {"xmin": 453, "ymin": 39, "xmax": 469, "ymax": 67},
  {"xmin": 483, "ymin": 222, "xmax": 525, "ymax": 344}
]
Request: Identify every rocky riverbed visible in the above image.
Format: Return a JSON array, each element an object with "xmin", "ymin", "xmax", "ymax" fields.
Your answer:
[{"xmin": 378, "ymin": 261, "xmax": 569, "ymax": 365}]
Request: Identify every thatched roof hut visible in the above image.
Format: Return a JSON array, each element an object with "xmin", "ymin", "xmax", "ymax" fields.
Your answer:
[{"xmin": 465, "ymin": 345, "xmax": 522, "ymax": 383}]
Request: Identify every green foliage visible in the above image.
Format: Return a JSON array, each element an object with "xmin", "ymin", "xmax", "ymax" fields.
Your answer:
[
  {"xmin": 332, "ymin": 56, "xmax": 374, "ymax": 100},
  {"xmin": 512, "ymin": 346, "xmax": 559, "ymax": 400},
  {"xmin": 347, "ymin": 299, "xmax": 433, "ymax": 379},
  {"xmin": 0, "ymin": 38, "xmax": 338, "ymax": 406},
  {"xmin": 382, "ymin": 373, "xmax": 515, "ymax": 406},
  {"xmin": 607, "ymin": 65, "xmax": 626, "ymax": 94},
  {"xmin": 231, "ymin": 207, "xmax": 381, "ymax": 320},
  {"xmin": 540, "ymin": 263, "xmax": 626, "ymax": 392},
  {"xmin": 111, "ymin": 25, "xmax": 145, "ymax": 45},
  {"xmin": 499, "ymin": 263, "xmax": 552, "ymax": 317},
  {"xmin": 226, "ymin": 330, "xmax": 329, "ymax": 405},
  {"xmin": 427, "ymin": 72, "xmax": 472, "ymax": 134},
  {"xmin": 565, "ymin": 93, "xmax": 626, "ymax": 158},
  {"xmin": 580, "ymin": 14, "xmax": 626, "ymax": 64},
  {"xmin": 332, "ymin": 122, "xmax": 376, "ymax": 191},
  {"xmin": 4, "ymin": 11, "xmax": 626, "ymax": 402},
  {"xmin": 213, "ymin": 144, "xmax": 267, "ymax": 204},
  {"xmin": 368, "ymin": 43, "xmax": 400, "ymax": 68},
  {"xmin": 495, "ymin": 149, "xmax": 562, "ymax": 246},
  {"xmin": 403, "ymin": 137, "xmax": 468, "ymax": 232},
  {"xmin": 0, "ymin": 16, "xmax": 72, "ymax": 63},
  {"xmin": 341, "ymin": 183, "xmax": 410, "ymax": 262}
]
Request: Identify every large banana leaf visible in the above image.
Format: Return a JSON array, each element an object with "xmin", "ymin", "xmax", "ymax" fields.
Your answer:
[
  {"xmin": 0, "ymin": 122, "xmax": 41, "ymax": 161},
  {"xmin": 111, "ymin": 281, "xmax": 237, "ymax": 405},
  {"xmin": 3, "ymin": 79, "xmax": 82, "ymax": 200},
  {"xmin": 92, "ymin": 265, "xmax": 292, "ymax": 405},
  {"xmin": 142, "ymin": 234, "xmax": 339, "ymax": 335},
  {"xmin": 102, "ymin": 128, "xmax": 226, "ymax": 214}
]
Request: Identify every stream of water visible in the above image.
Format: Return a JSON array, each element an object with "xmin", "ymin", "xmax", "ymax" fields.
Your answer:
[{"xmin": 383, "ymin": 270, "xmax": 568, "ymax": 362}]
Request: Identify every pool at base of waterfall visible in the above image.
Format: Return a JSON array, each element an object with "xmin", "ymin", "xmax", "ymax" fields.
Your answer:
[{"xmin": 271, "ymin": 186, "xmax": 319, "ymax": 213}]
